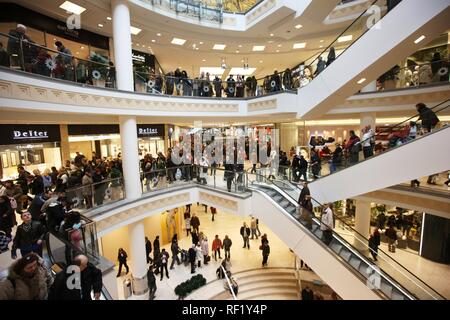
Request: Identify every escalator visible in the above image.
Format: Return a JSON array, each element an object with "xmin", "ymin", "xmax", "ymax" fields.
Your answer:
[
  {"xmin": 247, "ymin": 176, "xmax": 446, "ymax": 300},
  {"xmin": 45, "ymin": 219, "xmax": 115, "ymax": 300},
  {"xmin": 298, "ymin": 0, "xmax": 450, "ymax": 119},
  {"xmin": 281, "ymin": 100, "xmax": 450, "ymax": 204}
]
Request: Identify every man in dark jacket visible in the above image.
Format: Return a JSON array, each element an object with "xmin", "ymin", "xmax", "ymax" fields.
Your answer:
[
  {"xmin": 416, "ymin": 102, "xmax": 440, "ymax": 132},
  {"xmin": 299, "ymin": 155, "xmax": 308, "ymax": 181},
  {"xmin": 298, "ymin": 182, "xmax": 310, "ymax": 205},
  {"xmin": 16, "ymin": 166, "xmax": 30, "ymax": 195},
  {"xmin": 224, "ymin": 162, "xmax": 235, "ymax": 192},
  {"xmin": 240, "ymin": 222, "xmax": 250, "ymax": 249},
  {"xmin": 301, "ymin": 286, "xmax": 314, "ymax": 300},
  {"xmin": 188, "ymin": 244, "xmax": 197, "ymax": 274},
  {"xmin": 213, "ymin": 76, "xmax": 223, "ymax": 97},
  {"xmin": 170, "ymin": 239, "xmax": 181, "ymax": 269},
  {"xmin": 7, "ymin": 24, "xmax": 35, "ymax": 70},
  {"xmin": 145, "ymin": 236, "xmax": 153, "ymax": 264},
  {"xmin": 261, "ymin": 242, "xmax": 270, "ymax": 267},
  {"xmin": 369, "ymin": 228, "xmax": 381, "ymax": 261},
  {"xmin": 190, "ymin": 213, "xmax": 200, "ymax": 233},
  {"xmin": 153, "ymin": 236, "xmax": 160, "ymax": 265},
  {"xmin": 0, "ymin": 42, "xmax": 10, "ymax": 67},
  {"xmin": 49, "ymin": 254, "xmax": 102, "ymax": 300},
  {"xmin": 147, "ymin": 265, "xmax": 157, "ymax": 300},
  {"xmin": 12, "ymin": 211, "xmax": 46, "ymax": 259}
]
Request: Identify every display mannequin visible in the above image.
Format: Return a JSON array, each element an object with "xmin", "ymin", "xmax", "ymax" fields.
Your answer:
[{"xmin": 166, "ymin": 209, "xmax": 177, "ymax": 240}]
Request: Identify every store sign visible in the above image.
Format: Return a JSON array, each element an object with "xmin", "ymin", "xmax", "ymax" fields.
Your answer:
[
  {"xmin": 137, "ymin": 124, "xmax": 165, "ymax": 138},
  {"xmin": 0, "ymin": 125, "xmax": 61, "ymax": 145},
  {"xmin": 132, "ymin": 53, "xmax": 146, "ymax": 63}
]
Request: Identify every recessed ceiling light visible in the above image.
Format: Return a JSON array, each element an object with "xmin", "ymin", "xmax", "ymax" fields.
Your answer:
[
  {"xmin": 98, "ymin": 23, "xmax": 103, "ymax": 27},
  {"xmin": 276, "ymin": 50, "xmax": 280, "ymax": 52},
  {"xmin": 106, "ymin": 17, "xmax": 112, "ymax": 21},
  {"xmin": 293, "ymin": 42, "xmax": 306, "ymax": 49},
  {"xmin": 151, "ymin": 39, "xmax": 156, "ymax": 43},
  {"xmin": 270, "ymin": 33, "xmax": 274, "ymax": 37},
  {"xmin": 213, "ymin": 44, "xmax": 226, "ymax": 50},
  {"xmin": 142, "ymin": 45, "xmax": 146, "ymax": 48},
  {"xmin": 199, "ymin": 41, "xmax": 204, "ymax": 45},
  {"xmin": 277, "ymin": 44, "xmax": 282, "ymax": 47},
  {"xmin": 130, "ymin": 26, "xmax": 142, "ymax": 35},
  {"xmin": 357, "ymin": 78, "xmax": 366, "ymax": 84},
  {"xmin": 136, "ymin": 43, "xmax": 140, "ymax": 46},
  {"xmin": 157, "ymin": 33, "xmax": 162, "ymax": 37},
  {"xmin": 171, "ymin": 38, "xmax": 186, "ymax": 45},
  {"xmin": 195, "ymin": 47, "xmax": 199, "ymax": 50},
  {"xmin": 414, "ymin": 35, "xmax": 426, "ymax": 44},
  {"xmin": 253, "ymin": 45, "xmax": 265, "ymax": 51},
  {"xmin": 320, "ymin": 40, "xmax": 324, "ymax": 43},
  {"xmin": 319, "ymin": 45, "xmax": 323, "ymax": 48},
  {"xmin": 80, "ymin": 46, "xmax": 84, "ymax": 49},
  {"xmin": 295, "ymin": 24, "xmax": 302, "ymax": 29},
  {"xmin": 241, "ymin": 59, "xmax": 244, "ymax": 63},
  {"xmin": 259, "ymin": 60, "xmax": 263, "ymax": 63},
  {"xmin": 236, "ymin": 50, "xmax": 239, "ymax": 53},
  {"xmin": 238, "ymin": 45, "xmax": 242, "ymax": 48},
  {"xmin": 202, "ymin": 59, "xmax": 206, "ymax": 62},
  {"xmin": 59, "ymin": 1, "xmax": 86, "ymax": 14},
  {"xmin": 76, "ymin": 52, "xmax": 79, "ymax": 54},
  {"xmin": 338, "ymin": 35, "xmax": 352, "ymax": 42}
]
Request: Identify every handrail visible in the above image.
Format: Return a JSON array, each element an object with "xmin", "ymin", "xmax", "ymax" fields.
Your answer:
[
  {"xmin": 221, "ymin": 264, "xmax": 237, "ymax": 300},
  {"xmin": 265, "ymin": 174, "xmax": 446, "ymax": 300}
]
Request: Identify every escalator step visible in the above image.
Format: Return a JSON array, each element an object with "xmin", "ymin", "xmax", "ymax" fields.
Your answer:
[
  {"xmin": 391, "ymin": 290, "xmax": 407, "ymax": 300},
  {"xmin": 339, "ymin": 249, "xmax": 352, "ymax": 262},
  {"xmin": 330, "ymin": 242, "xmax": 342, "ymax": 254},
  {"xmin": 349, "ymin": 256, "xmax": 362, "ymax": 270},
  {"xmin": 380, "ymin": 280, "xmax": 394, "ymax": 298}
]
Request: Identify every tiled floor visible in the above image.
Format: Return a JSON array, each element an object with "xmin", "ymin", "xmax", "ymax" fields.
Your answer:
[{"xmin": 115, "ymin": 204, "xmax": 298, "ymax": 300}]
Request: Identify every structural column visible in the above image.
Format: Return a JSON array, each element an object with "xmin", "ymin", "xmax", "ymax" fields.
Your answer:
[
  {"xmin": 354, "ymin": 199, "xmax": 372, "ymax": 251},
  {"xmin": 59, "ymin": 124, "xmax": 71, "ymax": 163},
  {"xmin": 128, "ymin": 221, "xmax": 148, "ymax": 297},
  {"xmin": 119, "ymin": 116, "xmax": 142, "ymax": 200},
  {"xmin": 276, "ymin": 123, "xmax": 298, "ymax": 154},
  {"xmin": 360, "ymin": 112, "xmax": 376, "ymax": 131},
  {"xmin": 111, "ymin": 0, "xmax": 134, "ymax": 91}
]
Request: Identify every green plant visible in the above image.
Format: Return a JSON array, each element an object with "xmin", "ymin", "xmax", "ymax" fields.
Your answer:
[{"xmin": 174, "ymin": 274, "xmax": 207, "ymax": 298}]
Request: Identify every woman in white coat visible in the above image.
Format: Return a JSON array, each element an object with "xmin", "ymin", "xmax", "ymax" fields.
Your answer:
[
  {"xmin": 201, "ymin": 237, "xmax": 209, "ymax": 265},
  {"xmin": 196, "ymin": 242, "xmax": 203, "ymax": 268},
  {"xmin": 199, "ymin": 156, "xmax": 209, "ymax": 184}
]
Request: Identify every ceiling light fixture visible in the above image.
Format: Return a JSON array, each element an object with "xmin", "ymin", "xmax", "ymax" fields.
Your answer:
[
  {"xmin": 277, "ymin": 44, "xmax": 282, "ymax": 47},
  {"xmin": 338, "ymin": 35, "xmax": 352, "ymax": 42},
  {"xmin": 253, "ymin": 45, "xmax": 265, "ymax": 51},
  {"xmin": 414, "ymin": 35, "xmax": 426, "ymax": 44},
  {"xmin": 293, "ymin": 42, "xmax": 306, "ymax": 49},
  {"xmin": 59, "ymin": 1, "xmax": 86, "ymax": 14},
  {"xmin": 357, "ymin": 78, "xmax": 366, "ymax": 84},
  {"xmin": 238, "ymin": 45, "xmax": 242, "ymax": 48},
  {"xmin": 171, "ymin": 38, "xmax": 186, "ymax": 45},
  {"xmin": 199, "ymin": 41, "xmax": 204, "ymax": 44},
  {"xmin": 151, "ymin": 39, "xmax": 156, "ymax": 43},
  {"xmin": 130, "ymin": 26, "xmax": 142, "ymax": 35},
  {"xmin": 98, "ymin": 23, "xmax": 103, "ymax": 27},
  {"xmin": 157, "ymin": 33, "xmax": 162, "ymax": 37},
  {"xmin": 295, "ymin": 24, "xmax": 302, "ymax": 29},
  {"xmin": 270, "ymin": 33, "xmax": 274, "ymax": 37},
  {"xmin": 213, "ymin": 44, "xmax": 226, "ymax": 50},
  {"xmin": 320, "ymin": 40, "xmax": 324, "ymax": 43},
  {"xmin": 107, "ymin": 17, "xmax": 112, "ymax": 20}
]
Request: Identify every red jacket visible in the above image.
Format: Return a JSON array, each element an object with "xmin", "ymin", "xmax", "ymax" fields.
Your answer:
[{"xmin": 212, "ymin": 238, "xmax": 222, "ymax": 251}]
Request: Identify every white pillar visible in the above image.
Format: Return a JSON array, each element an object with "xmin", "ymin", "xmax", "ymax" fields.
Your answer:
[
  {"xmin": 119, "ymin": 116, "xmax": 142, "ymax": 200},
  {"xmin": 360, "ymin": 112, "xmax": 376, "ymax": 131},
  {"xmin": 128, "ymin": 221, "xmax": 148, "ymax": 298},
  {"xmin": 111, "ymin": 0, "xmax": 134, "ymax": 91},
  {"xmin": 360, "ymin": 80, "xmax": 377, "ymax": 93},
  {"xmin": 354, "ymin": 200, "xmax": 372, "ymax": 251}
]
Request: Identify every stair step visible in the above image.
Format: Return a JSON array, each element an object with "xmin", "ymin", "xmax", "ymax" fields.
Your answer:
[
  {"xmin": 238, "ymin": 275, "xmax": 297, "ymax": 285},
  {"xmin": 244, "ymin": 292, "xmax": 299, "ymax": 300},
  {"xmin": 391, "ymin": 289, "xmax": 407, "ymax": 300},
  {"xmin": 238, "ymin": 282, "xmax": 298, "ymax": 294},
  {"xmin": 380, "ymin": 279, "xmax": 394, "ymax": 298},
  {"xmin": 234, "ymin": 286, "xmax": 299, "ymax": 300},
  {"xmin": 330, "ymin": 242, "xmax": 343, "ymax": 255}
]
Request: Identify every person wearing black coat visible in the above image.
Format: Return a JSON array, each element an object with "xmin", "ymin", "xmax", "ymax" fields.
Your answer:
[
  {"xmin": 0, "ymin": 42, "xmax": 10, "ymax": 67},
  {"xmin": 213, "ymin": 76, "xmax": 223, "ymax": 97},
  {"xmin": 116, "ymin": 248, "xmax": 129, "ymax": 277},
  {"xmin": 190, "ymin": 213, "xmax": 200, "ymax": 233},
  {"xmin": 170, "ymin": 239, "xmax": 181, "ymax": 269},
  {"xmin": 416, "ymin": 103, "xmax": 439, "ymax": 132},
  {"xmin": 16, "ymin": 166, "xmax": 30, "ymax": 195},
  {"xmin": 301, "ymin": 286, "xmax": 314, "ymax": 300},
  {"xmin": 145, "ymin": 236, "xmax": 153, "ymax": 264},
  {"xmin": 224, "ymin": 162, "xmax": 235, "ymax": 192},
  {"xmin": 326, "ymin": 47, "xmax": 336, "ymax": 67},
  {"xmin": 240, "ymin": 222, "xmax": 250, "ymax": 249},
  {"xmin": 49, "ymin": 254, "xmax": 102, "ymax": 300},
  {"xmin": 45, "ymin": 200, "xmax": 67, "ymax": 233},
  {"xmin": 299, "ymin": 155, "xmax": 308, "ymax": 181},
  {"xmin": 298, "ymin": 182, "xmax": 310, "ymax": 205},
  {"xmin": 0, "ymin": 196, "xmax": 14, "ymax": 237},
  {"xmin": 188, "ymin": 245, "xmax": 197, "ymax": 274},
  {"xmin": 153, "ymin": 236, "xmax": 160, "ymax": 264},
  {"xmin": 369, "ymin": 228, "xmax": 381, "ymax": 261},
  {"xmin": 28, "ymin": 192, "xmax": 49, "ymax": 222},
  {"xmin": 11, "ymin": 211, "xmax": 46, "ymax": 259},
  {"xmin": 147, "ymin": 266, "xmax": 157, "ymax": 300}
]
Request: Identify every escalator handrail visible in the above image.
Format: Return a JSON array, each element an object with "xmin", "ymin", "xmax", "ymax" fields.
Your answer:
[{"xmin": 276, "ymin": 177, "xmax": 447, "ymax": 300}]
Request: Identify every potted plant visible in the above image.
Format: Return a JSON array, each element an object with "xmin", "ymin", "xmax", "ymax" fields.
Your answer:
[{"xmin": 174, "ymin": 274, "xmax": 207, "ymax": 299}]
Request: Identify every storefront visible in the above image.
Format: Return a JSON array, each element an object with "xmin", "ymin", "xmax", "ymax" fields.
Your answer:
[
  {"xmin": 69, "ymin": 124, "xmax": 169, "ymax": 160},
  {"xmin": 137, "ymin": 124, "xmax": 166, "ymax": 158},
  {"xmin": 0, "ymin": 3, "xmax": 110, "ymax": 63},
  {"xmin": 68, "ymin": 125, "xmax": 121, "ymax": 161},
  {"xmin": 0, "ymin": 124, "xmax": 62, "ymax": 180}
]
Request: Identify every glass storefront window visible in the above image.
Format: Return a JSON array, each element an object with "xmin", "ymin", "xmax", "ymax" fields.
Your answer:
[{"xmin": 138, "ymin": 138, "xmax": 165, "ymax": 158}]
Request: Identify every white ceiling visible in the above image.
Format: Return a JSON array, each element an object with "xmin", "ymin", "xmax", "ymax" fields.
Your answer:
[{"xmin": 4, "ymin": 0, "xmax": 376, "ymax": 78}]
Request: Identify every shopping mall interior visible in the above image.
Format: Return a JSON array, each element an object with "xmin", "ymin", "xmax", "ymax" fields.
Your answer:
[{"xmin": 0, "ymin": 0, "xmax": 449, "ymax": 302}]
